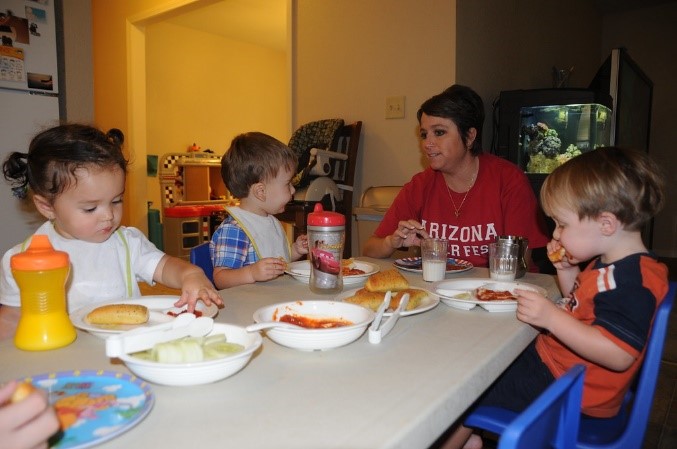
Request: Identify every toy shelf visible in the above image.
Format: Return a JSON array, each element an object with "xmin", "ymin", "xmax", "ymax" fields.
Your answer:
[{"xmin": 158, "ymin": 152, "xmax": 237, "ymax": 259}]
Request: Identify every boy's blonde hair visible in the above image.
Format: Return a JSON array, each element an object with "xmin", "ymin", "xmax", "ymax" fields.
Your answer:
[
  {"xmin": 540, "ymin": 146, "xmax": 664, "ymax": 231},
  {"xmin": 221, "ymin": 132, "xmax": 297, "ymax": 199}
]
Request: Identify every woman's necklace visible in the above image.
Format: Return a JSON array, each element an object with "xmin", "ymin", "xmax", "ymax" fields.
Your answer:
[{"xmin": 445, "ymin": 161, "xmax": 478, "ymax": 218}]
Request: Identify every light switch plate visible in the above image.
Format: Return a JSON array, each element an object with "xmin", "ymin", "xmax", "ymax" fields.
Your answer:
[{"xmin": 385, "ymin": 96, "xmax": 405, "ymax": 119}]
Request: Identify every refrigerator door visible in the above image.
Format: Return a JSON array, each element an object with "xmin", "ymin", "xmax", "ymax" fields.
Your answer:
[
  {"xmin": 0, "ymin": 0, "xmax": 60, "ymax": 252},
  {"xmin": 0, "ymin": 89, "xmax": 59, "ymax": 252},
  {"xmin": 0, "ymin": 0, "xmax": 59, "ymax": 93}
]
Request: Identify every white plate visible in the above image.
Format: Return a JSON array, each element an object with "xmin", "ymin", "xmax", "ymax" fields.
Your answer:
[
  {"xmin": 393, "ymin": 257, "xmax": 473, "ymax": 274},
  {"xmin": 433, "ymin": 279, "xmax": 548, "ymax": 312},
  {"xmin": 70, "ymin": 295, "xmax": 219, "ymax": 338},
  {"xmin": 334, "ymin": 288, "xmax": 440, "ymax": 316},
  {"xmin": 285, "ymin": 260, "xmax": 380, "ymax": 286}
]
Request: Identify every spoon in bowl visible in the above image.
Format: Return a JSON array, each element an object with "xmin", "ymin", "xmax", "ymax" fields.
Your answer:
[
  {"xmin": 106, "ymin": 315, "xmax": 214, "ymax": 357},
  {"xmin": 245, "ymin": 321, "xmax": 304, "ymax": 332}
]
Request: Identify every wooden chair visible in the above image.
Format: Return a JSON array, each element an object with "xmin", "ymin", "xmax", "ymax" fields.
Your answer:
[
  {"xmin": 276, "ymin": 121, "xmax": 362, "ymax": 258},
  {"xmin": 328, "ymin": 121, "xmax": 362, "ymax": 258}
]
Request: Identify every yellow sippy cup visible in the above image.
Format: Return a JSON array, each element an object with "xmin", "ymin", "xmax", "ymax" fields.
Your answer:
[{"xmin": 11, "ymin": 234, "xmax": 76, "ymax": 350}]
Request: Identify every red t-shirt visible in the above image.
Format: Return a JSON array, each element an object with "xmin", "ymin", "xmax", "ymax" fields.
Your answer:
[
  {"xmin": 374, "ymin": 154, "xmax": 549, "ymax": 267},
  {"xmin": 536, "ymin": 253, "xmax": 669, "ymax": 417}
]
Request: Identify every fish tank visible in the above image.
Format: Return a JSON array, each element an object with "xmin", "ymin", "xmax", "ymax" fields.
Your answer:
[
  {"xmin": 519, "ymin": 102, "xmax": 612, "ymax": 173},
  {"xmin": 495, "ymin": 89, "xmax": 613, "ymax": 174}
]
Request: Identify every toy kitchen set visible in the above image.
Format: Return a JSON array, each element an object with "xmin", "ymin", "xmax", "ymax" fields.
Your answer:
[{"xmin": 158, "ymin": 146, "xmax": 235, "ymax": 260}]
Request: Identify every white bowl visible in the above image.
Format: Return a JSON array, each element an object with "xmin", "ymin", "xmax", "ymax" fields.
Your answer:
[
  {"xmin": 252, "ymin": 301, "xmax": 375, "ymax": 351},
  {"xmin": 117, "ymin": 323, "xmax": 262, "ymax": 386}
]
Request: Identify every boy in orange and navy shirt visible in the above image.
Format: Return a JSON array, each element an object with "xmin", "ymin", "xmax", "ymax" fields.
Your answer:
[{"xmin": 445, "ymin": 147, "xmax": 668, "ymax": 449}]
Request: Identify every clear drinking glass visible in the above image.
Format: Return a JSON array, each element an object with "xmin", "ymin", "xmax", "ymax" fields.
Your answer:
[
  {"xmin": 489, "ymin": 242, "xmax": 519, "ymax": 281},
  {"xmin": 421, "ymin": 238, "xmax": 448, "ymax": 282}
]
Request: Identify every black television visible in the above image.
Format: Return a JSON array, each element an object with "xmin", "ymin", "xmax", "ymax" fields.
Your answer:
[
  {"xmin": 589, "ymin": 47, "xmax": 653, "ymax": 151},
  {"xmin": 590, "ymin": 48, "xmax": 655, "ymax": 247}
]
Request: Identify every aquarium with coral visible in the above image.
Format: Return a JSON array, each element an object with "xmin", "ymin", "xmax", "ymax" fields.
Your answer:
[{"xmin": 518, "ymin": 103, "xmax": 611, "ymax": 173}]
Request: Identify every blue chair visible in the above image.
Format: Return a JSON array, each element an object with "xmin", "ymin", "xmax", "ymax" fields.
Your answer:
[
  {"xmin": 466, "ymin": 281, "xmax": 676, "ymax": 449},
  {"xmin": 190, "ymin": 242, "xmax": 214, "ymax": 284},
  {"xmin": 497, "ymin": 364, "xmax": 585, "ymax": 449}
]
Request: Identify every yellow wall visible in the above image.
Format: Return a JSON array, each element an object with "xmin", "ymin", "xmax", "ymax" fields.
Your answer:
[
  {"xmin": 92, "ymin": 0, "xmax": 287, "ymax": 230},
  {"xmin": 144, "ymin": 21, "xmax": 287, "ymax": 210},
  {"xmin": 92, "ymin": 0, "xmax": 455, "ymax": 243}
]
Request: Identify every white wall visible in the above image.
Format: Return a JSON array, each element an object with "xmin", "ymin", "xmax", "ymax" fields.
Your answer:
[{"xmin": 62, "ymin": 0, "xmax": 95, "ymax": 122}]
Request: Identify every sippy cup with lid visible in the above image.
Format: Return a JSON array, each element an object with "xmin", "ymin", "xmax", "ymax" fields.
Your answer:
[
  {"xmin": 11, "ymin": 234, "xmax": 76, "ymax": 350},
  {"xmin": 307, "ymin": 203, "xmax": 345, "ymax": 294}
]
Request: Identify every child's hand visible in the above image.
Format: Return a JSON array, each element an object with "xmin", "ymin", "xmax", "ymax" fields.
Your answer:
[
  {"xmin": 293, "ymin": 235, "xmax": 309, "ymax": 256},
  {"xmin": 0, "ymin": 381, "xmax": 61, "ymax": 449},
  {"xmin": 514, "ymin": 288, "xmax": 559, "ymax": 330},
  {"xmin": 250, "ymin": 257, "xmax": 286, "ymax": 282},
  {"xmin": 174, "ymin": 271, "xmax": 223, "ymax": 312}
]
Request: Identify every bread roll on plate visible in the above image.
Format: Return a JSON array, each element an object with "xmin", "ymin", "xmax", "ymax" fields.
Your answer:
[
  {"xmin": 364, "ymin": 269, "xmax": 409, "ymax": 293},
  {"xmin": 343, "ymin": 289, "xmax": 385, "ymax": 312},
  {"xmin": 85, "ymin": 304, "xmax": 149, "ymax": 325},
  {"xmin": 390, "ymin": 288, "xmax": 428, "ymax": 311}
]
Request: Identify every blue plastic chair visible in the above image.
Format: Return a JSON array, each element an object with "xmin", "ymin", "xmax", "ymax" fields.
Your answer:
[
  {"xmin": 190, "ymin": 242, "xmax": 214, "ymax": 284},
  {"xmin": 497, "ymin": 364, "xmax": 585, "ymax": 449},
  {"xmin": 466, "ymin": 281, "xmax": 676, "ymax": 449}
]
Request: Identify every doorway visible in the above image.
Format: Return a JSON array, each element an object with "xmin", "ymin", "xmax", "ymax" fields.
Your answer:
[{"xmin": 126, "ymin": 0, "xmax": 292, "ymax": 231}]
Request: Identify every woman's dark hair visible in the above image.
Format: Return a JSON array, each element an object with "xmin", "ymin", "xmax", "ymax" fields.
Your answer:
[
  {"xmin": 417, "ymin": 84, "xmax": 485, "ymax": 155},
  {"xmin": 2, "ymin": 123, "xmax": 128, "ymax": 201}
]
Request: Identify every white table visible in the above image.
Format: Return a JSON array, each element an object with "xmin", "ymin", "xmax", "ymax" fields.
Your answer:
[{"xmin": 0, "ymin": 258, "xmax": 560, "ymax": 449}]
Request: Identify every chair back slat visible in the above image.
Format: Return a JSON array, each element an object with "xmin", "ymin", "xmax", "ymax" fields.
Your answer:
[
  {"xmin": 500, "ymin": 364, "xmax": 585, "ymax": 449},
  {"xmin": 190, "ymin": 242, "xmax": 214, "ymax": 284}
]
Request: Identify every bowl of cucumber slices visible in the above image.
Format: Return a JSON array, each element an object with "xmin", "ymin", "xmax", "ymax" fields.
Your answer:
[{"xmin": 117, "ymin": 323, "xmax": 262, "ymax": 386}]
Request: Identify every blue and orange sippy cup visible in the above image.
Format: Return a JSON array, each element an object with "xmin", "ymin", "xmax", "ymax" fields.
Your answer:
[{"xmin": 11, "ymin": 234, "xmax": 76, "ymax": 350}]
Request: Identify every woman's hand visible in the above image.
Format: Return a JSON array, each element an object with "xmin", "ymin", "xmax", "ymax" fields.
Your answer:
[
  {"xmin": 363, "ymin": 220, "xmax": 428, "ymax": 258},
  {"xmin": 389, "ymin": 220, "xmax": 428, "ymax": 249}
]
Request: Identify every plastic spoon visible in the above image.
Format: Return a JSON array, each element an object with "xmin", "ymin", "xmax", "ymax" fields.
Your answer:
[
  {"xmin": 436, "ymin": 288, "xmax": 475, "ymax": 300},
  {"xmin": 106, "ymin": 315, "xmax": 214, "ymax": 357},
  {"xmin": 245, "ymin": 321, "xmax": 304, "ymax": 332}
]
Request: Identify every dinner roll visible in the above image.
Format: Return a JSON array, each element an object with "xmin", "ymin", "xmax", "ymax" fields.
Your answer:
[
  {"xmin": 85, "ymin": 304, "xmax": 149, "ymax": 325},
  {"xmin": 390, "ymin": 289, "xmax": 427, "ymax": 311},
  {"xmin": 343, "ymin": 289, "xmax": 385, "ymax": 312},
  {"xmin": 364, "ymin": 269, "xmax": 409, "ymax": 293}
]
